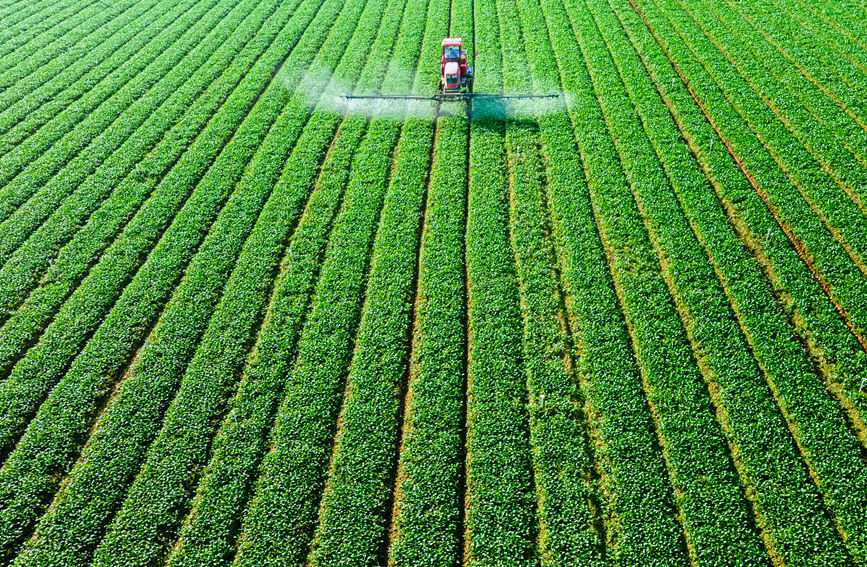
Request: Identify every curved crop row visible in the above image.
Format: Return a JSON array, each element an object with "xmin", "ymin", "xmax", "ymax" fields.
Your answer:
[
  {"xmin": 687, "ymin": 0, "xmax": 867, "ymax": 209},
  {"xmin": 91, "ymin": 0, "xmax": 413, "ymax": 562},
  {"xmin": 728, "ymin": 0, "xmax": 867, "ymax": 128},
  {"xmin": 629, "ymin": 0, "xmax": 867, "ymax": 395},
  {"xmin": 645, "ymin": 0, "xmax": 867, "ymax": 310},
  {"xmin": 673, "ymin": 0, "xmax": 867, "ymax": 423},
  {"xmin": 0, "ymin": 0, "xmax": 251, "ymax": 378},
  {"xmin": 165, "ymin": 119, "xmax": 367, "ymax": 567},
  {"xmin": 0, "ymin": 0, "xmax": 75, "ymax": 38},
  {"xmin": 0, "ymin": 0, "xmax": 217, "ymax": 220},
  {"xmin": 0, "ymin": 0, "xmax": 333, "ymax": 557},
  {"xmin": 301, "ymin": 1, "xmax": 443, "ymax": 565},
  {"xmin": 784, "ymin": 0, "xmax": 867, "ymax": 71}
]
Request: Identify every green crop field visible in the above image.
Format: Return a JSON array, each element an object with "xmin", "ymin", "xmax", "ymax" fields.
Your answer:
[{"xmin": 0, "ymin": 0, "xmax": 865, "ymax": 564}]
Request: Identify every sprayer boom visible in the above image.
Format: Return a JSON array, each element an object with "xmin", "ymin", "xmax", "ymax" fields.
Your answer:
[{"xmin": 341, "ymin": 37, "xmax": 560, "ymax": 111}]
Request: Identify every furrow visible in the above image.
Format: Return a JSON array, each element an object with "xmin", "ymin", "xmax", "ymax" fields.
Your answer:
[
  {"xmin": 230, "ymin": 2, "xmax": 436, "ymax": 563},
  {"xmin": 649, "ymin": 0, "xmax": 867, "ymax": 275},
  {"xmin": 498, "ymin": 0, "xmax": 604, "ymax": 562}
]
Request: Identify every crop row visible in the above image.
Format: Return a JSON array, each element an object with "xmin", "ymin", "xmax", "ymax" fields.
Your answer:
[
  {"xmin": 562, "ymin": 0, "xmax": 772, "ymax": 562},
  {"xmin": 625, "ymin": 0, "xmax": 867, "ymax": 560},
  {"xmin": 591, "ymin": 0, "xmax": 855, "ymax": 562},
  {"xmin": 731, "ymin": 0, "xmax": 867, "ymax": 129},
  {"xmin": 87, "ymin": 9, "xmax": 389, "ymax": 564},
  {"xmin": 166, "ymin": 120, "xmax": 366, "ymax": 567},
  {"xmin": 0, "ymin": 0, "xmax": 272, "ymax": 376},
  {"xmin": 687, "ymin": 1, "xmax": 867, "ymax": 214},
  {"xmin": 0, "ymin": 0, "xmax": 152, "ymax": 111},
  {"xmin": 96, "ymin": 0, "xmax": 420, "ymax": 561},
  {"xmin": 644, "ymin": 0, "xmax": 867, "ymax": 342},
  {"xmin": 232, "ymin": 1, "xmax": 439, "ymax": 562},
  {"xmin": 530, "ymin": 0, "xmax": 685, "ymax": 561},
  {"xmin": 303, "ymin": 2, "xmax": 447, "ymax": 566},
  {"xmin": 0, "ymin": 0, "xmax": 107, "ymax": 72},
  {"xmin": 672, "ymin": 0, "xmax": 867, "ymax": 429},
  {"xmin": 785, "ymin": 0, "xmax": 867, "ymax": 73},
  {"xmin": 0, "ymin": 0, "xmax": 214, "ymax": 235},
  {"xmin": 0, "ymin": 0, "xmax": 256, "ymax": 387},
  {"xmin": 463, "ymin": 0, "xmax": 538, "ymax": 562},
  {"xmin": 0, "ymin": 0, "xmax": 175, "ymax": 148},
  {"xmin": 0, "ymin": 0, "xmax": 71, "ymax": 40},
  {"xmin": 0, "ymin": 0, "xmax": 213, "ymax": 221},
  {"xmin": 0, "ymin": 0, "xmax": 334, "ymax": 557},
  {"xmin": 496, "ymin": 0, "xmax": 606, "ymax": 563},
  {"xmin": 387, "ymin": 113, "xmax": 467, "ymax": 567},
  {"xmin": 164, "ymin": 0, "xmax": 433, "ymax": 560},
  {"xmin": 383, "ymin": 8, "xmax": 469, "ymax": 564}
]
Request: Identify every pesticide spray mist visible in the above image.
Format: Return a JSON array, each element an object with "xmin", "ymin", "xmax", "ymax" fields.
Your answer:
[{"xmin": 288, "ymin": 64, "xmax": 573, "ymax": 121}]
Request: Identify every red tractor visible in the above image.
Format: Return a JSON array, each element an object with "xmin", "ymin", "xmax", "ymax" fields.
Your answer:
[{"xmin": 440, "ymin": 37, "xmax": 473, "ymax": 94}]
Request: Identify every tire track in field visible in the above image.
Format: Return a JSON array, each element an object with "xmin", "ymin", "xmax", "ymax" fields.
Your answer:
[{"xmin": 515, "ymin": 2, "xmax": 609, "ymax": 554}]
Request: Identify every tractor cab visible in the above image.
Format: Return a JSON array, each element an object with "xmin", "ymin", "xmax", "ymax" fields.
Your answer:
[{"xmin": 441, "ymin": 37, "xmax": 472, "ymax": 93}]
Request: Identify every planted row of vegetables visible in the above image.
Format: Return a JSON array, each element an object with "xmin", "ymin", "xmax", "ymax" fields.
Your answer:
[
  {"xmin": 0, "ymin": 0, "xmax": 177, "ymax": 147},
  {"xmin": 0, "ymin": 0, "xmax": 340, "ymax": 558},
  {"xmin": 0, "ymin": 0, "xmax": 219, "ymax": 221},
  {"xmin": 531, "ymin": 0, "xmax": 685, "ymax": 561},
  {"xmin": 0, "ymin": 0, "xmax": 110, "ymax": 74},
  {"xmin": 642, "ymin": 0, "xmax": 867, "ymax": 343},
  {"xmin": 622, "ymin": 1, "xmax": 867, "ymax": 561},
  {"xmin": 670, "ymin": 0, "xmax": 867, "ymax": 432},
  {"xmin": 233, "ymin": 0, "xmax": 439, "ymax": 561},
  {"xmin": 0, "ymin": 0, "xmax": 273, "ymax": 347},
  {"xmin": 497, "ymin": 0, "xmax": 604, "ymax": 562},
  {"xmin": 591, "ymin": 1, "xmax": 854, "ymax": 563}
]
